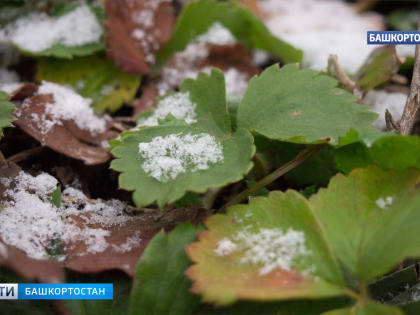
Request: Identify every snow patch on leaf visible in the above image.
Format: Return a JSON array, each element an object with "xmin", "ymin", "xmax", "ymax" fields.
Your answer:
[
  {"xmin": 22, "ymin": 81, "xmax": 108, "ymax": 137},
  {"xmin": 0, "ymin": 171, "xmax": 140, "ymax": 261},
  {"xmin": 138, "ymin": 132, "xmax": 224, "ymax": 182},
  {"xmin": 215, "ymin": 227, "xmax": 310, "ymax": 276},
  {"xmin": 376, "ymin": 196, "xmax": 394, "ymax": 210},
  {"xmin": 138, "ymin": 92, "xmax": 197, "ymax": 127},
  {"xmin": 8, "ymin": 5, "xmax": 103, "ymax": 53}
]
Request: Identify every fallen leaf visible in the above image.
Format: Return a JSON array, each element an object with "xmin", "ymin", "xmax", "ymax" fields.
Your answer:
[
  {"xmin": 65, "ymin": 206, "xmax": 212, "ymax": 276},
  {"xmin": 14, "ymin": 94, "xmax": 115, "ymax": 165},
  {"xmin": 104, "ymin": 0, "xmax": 175, "ymax": 74}
]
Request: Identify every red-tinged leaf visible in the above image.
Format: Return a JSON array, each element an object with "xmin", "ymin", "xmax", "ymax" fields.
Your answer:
[
  {"xmin": 104, "ymin": 0, "xmax": 175, "ymax": 74},
  {"xmin": 14, "ymin": 94, "xmax": 115, "ymax": 165},
  {"xmin": 186, "ymin": 190, "xmax": 347, "ymax": 305}
]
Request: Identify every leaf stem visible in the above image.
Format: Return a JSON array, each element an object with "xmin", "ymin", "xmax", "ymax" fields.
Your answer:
[{"xmin": 221, "ymin": 144, "xmax": 324, "ymax": 211}]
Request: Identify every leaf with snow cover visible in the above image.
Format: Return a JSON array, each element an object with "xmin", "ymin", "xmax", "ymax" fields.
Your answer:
[
  {"xmin": 0, "ymin": 91, "xmax": 14, "ymax": 137},
  {"xmin": 238, "ymin": 64, "xmax": 378, "ymax": 145},
  {"xmin": 156, "ymin": 0, "xmax": 302, "ymax": 68},
  {"xmin": 8, "ymin": 4, "xmax": 105, "ymax": 58},
  {"xmin": 335, "ymin": 134, "xmax": 420, "ymax": 174},
  {"xmin": 36, "ymin": 55, "xmax": 141, "ymax": 112},
  {"xmin": 186, "ymin": 190, "xmax": 347, "ymax": 305},
  {"xmin": 130, "ymin": 223, "xmax": 202, "ymax": 315},
  {"xmin": 14, "ymin": 83, "xmax": 118, "ymax": 165},
  {"xmin": 104, "ymin": 0, "xmax": 175, "ymax": 74},
  {"xmin": 111, "ymin": 70, "xmax": 255, "ymax": 207},
  {"xmin": 355, "ymin": 45, "xmax": 402, "ymax": 92},
  {"xmin": 187, "ymin": 166, "xmax": 420, "ymax": 306}
]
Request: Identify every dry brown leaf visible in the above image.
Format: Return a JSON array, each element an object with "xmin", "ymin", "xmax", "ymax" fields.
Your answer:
[
  {"xmin": 65, "ymin": 207, "xmax": 212, "ymax": 277},
  {"xmin": 14, "ymin": 94, "xmax": 114, "ymax": 165},
  {"xmin": 105, "ymin": 0, "xmax": 175, "ymax": 74}
]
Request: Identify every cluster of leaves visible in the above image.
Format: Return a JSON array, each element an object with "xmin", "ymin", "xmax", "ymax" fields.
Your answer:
[{"xmin": 1, "ymin": 0, "xmax": 420, "ymax": 315}]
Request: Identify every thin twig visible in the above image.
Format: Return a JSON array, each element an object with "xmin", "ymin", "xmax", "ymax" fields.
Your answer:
[
  {"xmin": 385, "ymin": 109, "xmax": 400, "ymax": 132},
  {"xmin": 221, "ymin": 144, "xmax": 324, "ymax": 211},
  {"xmin": 0, "ymin": 150, "xmax": 7, "ymax": 166},
  {"xmin": 7, "ymin": 146, "xmax": 46, "ymax": 163},
  {"xmin": 399, "ymin": 22, "xmax": 420, "ymax": 135}
]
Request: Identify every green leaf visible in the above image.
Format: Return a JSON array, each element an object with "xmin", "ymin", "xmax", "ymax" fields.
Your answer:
[
  {"xmin": 238, "ymin": 64, "xmax": 377, "ymax": 145},
  {"xmin": 65, "ymin": 272, "xmax": 132, "ymax": 315},
  {"xmin": 187, "ymin": 190, "xmax": 348, "ymax": 305},
  {"xmin": 355, "ymin": 46, "xmax": 402, "ymax": 92},
  {"xmin": 310, "ymin": 166, "xmax": 420, "ymax": 281},
  {"xmin": 111, "ymin": 124, "xmax": 254, "ymax": 207},
  {"xmin": 322, "ymin": 302, "xmax": 403, "ymax": 315},
  {"xmin": 10, "ymin": 4, "xmax": 105, "ymax": 58},
  {"xmin": 388, "ymin": 9, "xmax": 418, "ymax": 31},
  {"xmin": 0, "ymin": 91, "xmax": 15, "ymax": 137},
  {"xmin": 130, "ymin": 223, "xmax": 202, "ymax": 315},
  {"xmin": 36, "ymin": 55, "xmax": 141, "ymax": 112},
  {"xmin": 335, "ymin": 134, "xmax": 420, "ymax": 174},
  {"xmin": 50, "ymin": 186, "xmax": 61, "ymax": 208},
  {"xmin": 111, "ymin": 70, "xmax": 255, "ymax": 207},
  {"xmin": 156, "ymin": 0, "xmax": 302, "ymax": 68}
]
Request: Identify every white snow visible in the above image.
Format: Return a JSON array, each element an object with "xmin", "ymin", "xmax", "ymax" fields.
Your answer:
[
  {"xmin": 138, "ymin": 132, "xmax": 224, "ymax": 182},
  {"xmin": 130, "ymin": 0, "xmax": 171, "ymax": 64},
  {"xmin": 23, "ymin": 81, "xmax": 107, "ymax": 137},
  {"xmin": 259, "ymin": 0, "xmax": 384, "ymax": 72},
  {"xmin": 376, "ymin": 196, "xmax": 393, "ymax": 210},
  {"xmin": 157, "ymin": 22, "xmax": 249, "ymax": 96},
  {"xmin": 138, "ymin": 92, "xmax": 197, "ymax": 127},
  {"xmin": 8, "ymin": 5, "xmax": 103, "ymax": 52},
  {"xmin": 362, "ymin": 90, "xmax": 407, "ymax": 130},
  {"xmin": 0, "ymin": 242, "xmax": 8, "ymax": 259},
  {"xmin": 215, "ymin": 238, "xmax": 237, "ymax": 256},
  {"xmin": 215, "ymin": 227, "xmax": 310, "ymax": 276},
  {"xmin": 0, "ymin": 171, "xmax": 140, "ymax": 260}
]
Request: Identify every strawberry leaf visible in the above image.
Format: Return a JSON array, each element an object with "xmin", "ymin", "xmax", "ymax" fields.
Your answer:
[
  {"xmin": 238, "ymin": 64, "xmax": 378, "ymax": 145},
  {"xmin": 187, "ymin": 166, "xmax": 420, "ymax": 306},
  {"xmin": 111, "ymin": 71, "xmax": 255, "ymax": 207},
  {"xmin": 186, "ymin": 190, "xmax": 347, "ymax": 305},
  {"xmin": 310, "ymin": 166, "xmax": 420, "ymax": 281},
  {"xmin": 130, "ymin": 223, "xmax": 202, "ymax": 315},
  {"xmin": 335, "ymin": 134, "xmax": 420, "ymax": 173}
]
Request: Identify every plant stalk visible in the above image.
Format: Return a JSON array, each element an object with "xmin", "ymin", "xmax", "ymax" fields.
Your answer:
[{"xmin": 221, "ymin": 144, "xmax": 324, "ymax": 211}]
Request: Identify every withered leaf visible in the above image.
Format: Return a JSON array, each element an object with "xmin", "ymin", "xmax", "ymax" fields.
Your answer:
[
  {"xmin": 105, "ymin": 0, "xmax": 175, "ymax": 74},
  {"xmin": 65, "ymin": 206, "xmax": 212, "ymax": 277},
  {"xmin": 14, "ymin": 94, "xmax": 116, "ymax": 165}
]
